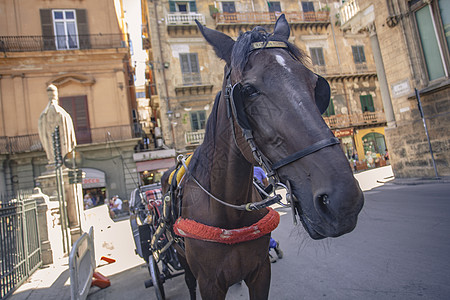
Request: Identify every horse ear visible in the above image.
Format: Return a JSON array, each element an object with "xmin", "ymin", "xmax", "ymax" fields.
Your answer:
[
  {"xmin": 273, "ymin": 14, "xmax": 290, "ymax": 40},
  {"xmin": 314, "ymin": 75, "xmax": 331, "ymax": 114},
  {"xmin": 196, "ymin": 20, "xmax": 235, "ymax": 65}
]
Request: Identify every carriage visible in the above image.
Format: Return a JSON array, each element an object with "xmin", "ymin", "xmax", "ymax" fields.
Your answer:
[{"xmin": 129, "ymin": 183, "xmax": 185, "ymax": 299}]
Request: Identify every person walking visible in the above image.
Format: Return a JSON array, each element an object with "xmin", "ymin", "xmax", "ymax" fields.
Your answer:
[{"xmin": 253, "ymin": 166, "xmax": 284, "ymax": 263}]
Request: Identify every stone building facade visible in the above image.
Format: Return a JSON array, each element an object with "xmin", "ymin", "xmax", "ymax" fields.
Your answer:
[
  {"xmin": 0, "ymin": 0, "xmax": 140, "ymax": 199},
  {"xmin": 141, "ymin": 0, "xmax": 389, "ymax": 170},
  {"xmin": 341, "ymin": 0, "xmax": 450, "ymax": 177}
]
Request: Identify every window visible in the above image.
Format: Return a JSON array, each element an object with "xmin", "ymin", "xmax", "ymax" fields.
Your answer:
[
  {"xmin": 136, "ymin": 92, "xmax": 146, "ymax": 99},
  {"xmin": 310, "ymin": 47, "xmax": 325, "ymax": 66},
  {"xmin": 360, "ymin": 95, "xmax": 375, "ymax": 113},
  {"xmin": 53, "ymin": 10, "xmax": 79, "ymax": 50},
  {"xmin": 190, "ymin": 111, "xmax": 206, "ymax": 131},
  {"xmin": 169, "ymin": 1, "xmax": 197, "ymax": 13},
  {"xmin": 40, "ymin": 9, "xmax": 89, "ymax": 50},
  {"xmin": 268, "ymin": 2, "xmax": 281, "ymax": 12},
  {"xmin": 413, "ymin": 1, "xmax": 450, "ymax": 81},
  {"xmin": 352, "ymin": 46, "xmax": 366, "ymax": 64},
  {"xmin": 180, "ymin": 53, "xmax": 201, "ymax": 85},
  {"xmin": 59, "ymin": 95, "xmax": 92, "ymax": 144},
  {"xmin": 302, "ymin": 1, "xmax": 315, "ymax": 12},
  {"xmin": 323, "ymin": 99, "xmax": 335, "ymax": 117},
  {"xmin": 222, "ymin": 2, "xmax": 236, "ymax": 13}
]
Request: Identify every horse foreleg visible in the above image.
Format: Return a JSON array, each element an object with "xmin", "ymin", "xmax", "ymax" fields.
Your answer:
[
  {"xmin": 197, "ymin": 279, "xmax": 227, "ymax": 300},
  {"xmin": 184, "ymin": 265, "xmax": 197, "ymax": 300},
  {"xmin": 245, "ymin": 257, "xmax": 271, "ymax": 300}
]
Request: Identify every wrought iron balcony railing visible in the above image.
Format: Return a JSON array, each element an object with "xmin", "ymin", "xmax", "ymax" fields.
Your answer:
[
  {"xmin": 215, "ymin": 11, "xmax": 329, "ymax": 25},
  {"xmin": 323, "ymin": 111, "xmax": 386, "ymax": 129},
  {"xmin": 0, "ymin": 125, "xmax": 141, "ymax": 154},
  {"xmin": 0, "ymin": 34, "xmax": 128, "ymax": 53},
  {"xmin": 166, "ymin": 13, "xmax": 206, "ymax": 26}
]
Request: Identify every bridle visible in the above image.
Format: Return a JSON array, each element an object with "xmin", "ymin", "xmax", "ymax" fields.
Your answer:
[{"xmin": 180, "ymin": 40, "xmax": 339, "ymax": 217}]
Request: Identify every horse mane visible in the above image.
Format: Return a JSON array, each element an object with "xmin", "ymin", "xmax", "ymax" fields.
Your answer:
[
  {"xmin": 231, "ymin": 26, "xmax": 307, "ymax": 81},
  {"xmin": 188, "ymin": 91, "xmax": 222, "ymax": 187}
]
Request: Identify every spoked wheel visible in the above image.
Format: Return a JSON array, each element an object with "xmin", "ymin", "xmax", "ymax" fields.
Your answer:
[{"xmin": 148, "ymin": 254, "xmax": 165, "ymax": 300}]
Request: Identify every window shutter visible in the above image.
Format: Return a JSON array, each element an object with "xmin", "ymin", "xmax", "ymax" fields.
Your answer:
[
  {"xmin": 189, "ymin": 1, "xmax": 197, "ymax": 12},
  {"xmin": 60, "ymin": 95, "xmax": 92, "ymax": 144},
  {"xmin": 76, "ymin": 9, "xmax": 90, "ymax": 49},
  {"xmin": 189, "ymin": 53, "xmax": 199, "ymax": 73},
  {"xmin": 180, "ymin": 54, "xmax": 190, "ymax": 73},
  {"xmin": 169, "ymin": 1, "xmax": 176, "ymax": 12},
  {"xmin": 40, "ymin": 9, "xmax": 56, "ymax": 50},
  {"xmin": 359, "ymin": 47, "xmax": 366, "ymax": 62}
]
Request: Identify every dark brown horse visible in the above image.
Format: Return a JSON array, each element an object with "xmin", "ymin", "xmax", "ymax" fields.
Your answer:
[{"xmin": 162, "ymin": 15, "xmax": 364, "ymax": 300}]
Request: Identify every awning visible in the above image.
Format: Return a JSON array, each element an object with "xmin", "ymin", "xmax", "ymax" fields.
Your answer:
[
  {"xmin": 81, "ymin": 168, "xmax": 106, "ymax": 188},
  {"xmin": 136, "ymin": 158, "xmax": 176, "ymax": 172}
]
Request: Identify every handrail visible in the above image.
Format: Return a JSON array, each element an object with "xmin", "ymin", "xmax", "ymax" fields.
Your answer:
[
  {"xmin": 0, "ymin": 125, "xmax": 141, "ymax": 154},
  {"xmin": 215, "ymin": 11, "xmax": 329, "ymax": 24},
  {"xmin": 0, "ymin": 34, "xmax": 127, "ymax": 52}
]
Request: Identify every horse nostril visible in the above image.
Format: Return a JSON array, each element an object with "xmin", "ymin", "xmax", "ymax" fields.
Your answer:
[
  {"xmin": 314, "ymin": 193, "xmax": 335, "ymax": 223},
  {"xmin": 318, "ymin": 194, "xmax": 330, "ymax": 205}
]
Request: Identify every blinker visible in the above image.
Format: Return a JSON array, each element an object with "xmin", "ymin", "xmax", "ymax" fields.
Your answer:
[{"xmin": 230, "ymin": 83, "xmax": 253, "ymax": 132}]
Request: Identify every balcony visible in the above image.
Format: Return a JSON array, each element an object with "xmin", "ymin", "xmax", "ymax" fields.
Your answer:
[
  {"xmin": 0, "ymin": 134, "xmax": 43, "ymax": 154},
  {"xmin": 323, "ymin": 111, "xmax": 386, "ymax": 129},
  {"xmin": 339, "ymin": 0, "xmax": 360, "ymax": 26},
  {"xmin": 311, "ymin": 65, "xmax": 377, "ymax": 80},
  {"xmin": 338, "ymin": 0, "xmax": 374, "ymax": 33},
  {"xmin": 215, "ymin": 11, "xmax": 329, "ymax": 25},
  {"xmin": 0, "ymin": 34, "xmax": 128, "ymax": 53},
  {"xmin": 175, "ymin": 73, "xmax": 213, "ymax": 96},
  {"xmin": 166, "ymin": 13, "xmax": 206, "ymax": 26},
  {"xmin": 185, "ymin": 130, "xmax": 205, "ymax": 146},
  {"xmin": 0, "ymin": 125, "xmax": 141, "ymax": 154}
]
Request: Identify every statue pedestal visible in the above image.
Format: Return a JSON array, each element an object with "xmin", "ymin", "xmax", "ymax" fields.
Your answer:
[{"xmin": 36, "ymin": 166, "xmax": 84, "ymax": 251}]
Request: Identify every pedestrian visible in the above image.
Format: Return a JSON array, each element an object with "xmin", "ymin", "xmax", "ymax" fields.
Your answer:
[
  {"xmin": 84, "ymin": 193, "xmax": 94, "ymax": 210},
  {"xmin": 110, "ymin": 195, "xmax": 123, "ymax": 218},
  {"xmin": 253, "ymin": 166, "xmax": 283, "ymax": 263}
]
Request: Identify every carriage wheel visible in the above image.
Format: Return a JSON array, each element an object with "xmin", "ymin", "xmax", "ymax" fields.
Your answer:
[{"xmin": 149, "ymin": 254, "xmax": 166, "ymax": 300}]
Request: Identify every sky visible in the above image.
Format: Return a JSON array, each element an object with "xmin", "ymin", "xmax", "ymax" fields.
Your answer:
[{"xmin": 123, "ymin": 0, "xmax": 147, "ymax": 88}]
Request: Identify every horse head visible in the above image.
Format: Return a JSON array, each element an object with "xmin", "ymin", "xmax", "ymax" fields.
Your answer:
[{"xmin": 196, "ymin": 15, "xmax": 364, "ymax": 240}]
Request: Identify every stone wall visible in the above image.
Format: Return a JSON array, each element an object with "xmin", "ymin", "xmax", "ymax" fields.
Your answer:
[{"xmin": 386, "ymin": 84, "xmax": 450, "ymax": 177}]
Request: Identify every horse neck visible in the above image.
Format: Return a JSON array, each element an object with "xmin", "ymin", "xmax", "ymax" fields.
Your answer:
[{"xmin": 194, "ymin": 93, "xmax": 254, "ymax": 206}]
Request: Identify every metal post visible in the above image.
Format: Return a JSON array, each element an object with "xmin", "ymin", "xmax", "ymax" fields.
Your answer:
[
  {"xmin": 414, "ymin": 88, "xmax": 439, "ymax": 178},
  {"xmin": 53, "ymin": 126, "xmax": 70, "ymax": 253}
]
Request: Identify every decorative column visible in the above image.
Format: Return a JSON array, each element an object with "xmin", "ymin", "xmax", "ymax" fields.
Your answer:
[{"xmin": 367, "ymin": 22, "xmax": 396, "ymax": 127}]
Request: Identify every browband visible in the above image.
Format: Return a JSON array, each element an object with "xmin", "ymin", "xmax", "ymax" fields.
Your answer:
[{"xmin": 251, "ymin": 41, "xmax": 288, "ymax": 50}]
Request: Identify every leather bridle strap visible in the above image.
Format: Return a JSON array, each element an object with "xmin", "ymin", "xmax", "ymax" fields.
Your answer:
[{"xmin": 271, "ymin": 137, "xmax": 340, "ymax": 170}]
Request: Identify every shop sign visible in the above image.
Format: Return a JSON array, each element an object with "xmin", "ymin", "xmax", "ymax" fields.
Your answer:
[
  {"xmin": 81, "ymin": 168, "xmax": 106, "ymax": 188},
  {"xmin": 391, "ymin": 79, "xmax": 411, "ymax": 98},
  {"xmin": 333, "ymin": 128, "xmax": 354, "ymax": 138}
]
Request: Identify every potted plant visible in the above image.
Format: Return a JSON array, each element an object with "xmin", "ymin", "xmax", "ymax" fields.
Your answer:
[{"xmin": 209, "ymin": 5, "xmax": 219, "ymax": 19}]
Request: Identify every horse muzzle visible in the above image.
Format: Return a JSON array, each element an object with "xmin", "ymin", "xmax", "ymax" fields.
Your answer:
[{"xmin": 293, "ymin": 181, "xmax": 364, "ymax": 240}]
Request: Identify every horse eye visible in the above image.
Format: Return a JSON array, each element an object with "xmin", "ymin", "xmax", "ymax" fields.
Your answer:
[{"xmin": 242, "ymin": 85, "xmax": 259, "ymax": 98}]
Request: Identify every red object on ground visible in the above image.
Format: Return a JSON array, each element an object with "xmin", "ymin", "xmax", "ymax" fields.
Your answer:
[
  {"xmin": 91, "ymin": 271, "xmax": 111, "ymax": 289},
  {"xmin": 100, "ymin": 256, "xmax": 116, "ymax": 263}
]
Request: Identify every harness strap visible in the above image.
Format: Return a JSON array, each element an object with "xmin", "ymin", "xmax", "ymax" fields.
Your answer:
[{"xmin": 272, "ymin": 137, "xmax": 340, "ymax": 170}]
